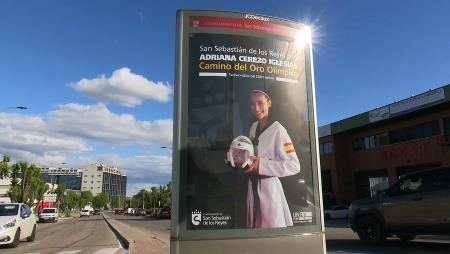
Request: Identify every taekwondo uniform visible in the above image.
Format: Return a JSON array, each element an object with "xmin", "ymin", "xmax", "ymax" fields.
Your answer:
[{"xmin": 247, "ymin": 120, "xmax": 301, "ymax": 228}]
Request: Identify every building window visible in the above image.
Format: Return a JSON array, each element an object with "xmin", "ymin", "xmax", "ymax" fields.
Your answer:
[
  {"xmin": 353, "ymin": 121, "xmax": 440, "ymax": 151},
  {"xmin": 375, "ymin": 133, "xmax": 389, "ymax": 146},
  {"xmin": 444, "ymin": 117, "xmax": 450, "ymax": 142},
  {"xmin": 353, "ymin": 138, "xmax": 364, "ymax": 151},
  {"xmin": 389, "ymin": 120, "xmax": 440, "ymax": 144},
  {"xmin": 355, "ymin": 169, "xmax": 388, "ymax": 199},
  {"xmin": 321, "ymin": 169, "xmax": 333, "ymax": 193},
  {"xmin": 364, "ymin": 136, "xmax": 376, "ymax": 150},
  {"xmin": 319, "ymin": 142, "xmax": 333, "ymax": 155}
]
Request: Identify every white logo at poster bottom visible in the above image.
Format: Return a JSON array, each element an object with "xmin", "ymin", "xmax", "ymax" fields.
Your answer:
[{"xmin": 192, "ymin": 210, "xmax": 202, "ymax": 226}]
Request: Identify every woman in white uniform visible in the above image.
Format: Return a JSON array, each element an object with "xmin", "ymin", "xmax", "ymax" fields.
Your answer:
[{"xmin": 245, "ymin": 89, "xmax": 301, "ymax": 228}]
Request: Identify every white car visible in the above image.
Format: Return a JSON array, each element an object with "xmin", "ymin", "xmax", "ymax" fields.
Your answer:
[
  {"xmin": 324, "ymin": 205, "xmax": 349, "ymax": 220},
  {"xmin": 80, "ymin": 209, "xmax": 90, "ymax": 217},
  {"xmin": 0, "ymin": 203, "xmax": 37, "ymax": 248},
  {"xmin": 39, "ymin": 208, "xmax": 58, "ymax": 223}
]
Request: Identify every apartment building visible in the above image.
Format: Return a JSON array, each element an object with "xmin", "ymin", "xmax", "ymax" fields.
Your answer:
[{"xmin": 81, "ymin": 164, "xmax": 127, "ymax": 200}]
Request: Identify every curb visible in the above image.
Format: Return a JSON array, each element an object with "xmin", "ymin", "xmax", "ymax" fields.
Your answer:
[
  {"xmin": 102, "ymin": 213, "xmax": 169, "ymax": 254},
  {"xmin": 102, "ymin": 213, "xmax": 132, "ymax": 251}
]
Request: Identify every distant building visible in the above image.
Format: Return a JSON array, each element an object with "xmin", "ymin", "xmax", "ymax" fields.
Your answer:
[
  {"xmin": 40, "ymin": 166, "xmax": 82, "ymax": 190},
  {"xmin": 0, "ymin": 178, "xmax": 12, "ymax": 203},
  {"xmin": 319, "ymin": 85, "xmax": 450, "ymax": 207},
  {"xmin": 81, "ymin": 164, "xmax": 127, "ymax": 201}
]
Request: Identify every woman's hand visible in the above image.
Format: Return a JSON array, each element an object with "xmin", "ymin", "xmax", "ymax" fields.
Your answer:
[
  {"xmin": 224, "ymin": 152, "xmax": 230, "ymax": 165},
  {"xmin": 245, "ymin": 156, "xmax": 259, "ymax": 174}
]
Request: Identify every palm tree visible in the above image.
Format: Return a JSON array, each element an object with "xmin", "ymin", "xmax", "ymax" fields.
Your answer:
[{"xmin": 0, "ymin": 154, "xmax": 10, "ymax": 179}]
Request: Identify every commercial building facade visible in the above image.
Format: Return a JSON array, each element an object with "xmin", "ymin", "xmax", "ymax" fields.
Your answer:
[
  {"xmin": 81, "ymin": 164, "xmax": 126, "ymax": 201},
  {"xmin": 40, "ymin": 166, "xmax": 83, "ymax": 190},
  {"xmin": 319, "ymin": 85, "xmax": 450, "ymax": 207}
]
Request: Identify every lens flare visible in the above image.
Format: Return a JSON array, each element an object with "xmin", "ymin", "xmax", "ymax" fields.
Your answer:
[{"xmin": 295, "ymin": 26, "xmax": 312, "ymax": 48}]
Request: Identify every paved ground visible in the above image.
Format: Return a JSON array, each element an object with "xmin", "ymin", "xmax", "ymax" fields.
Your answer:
[
  {"xmin": 0, "ymin": 216, "xmax": 123, "ymax": 254},
  {"xmin": 110, "ymin": 215, "xmax": 450, "ymax": 254},
  {"xmin": 109, "ymin": 214, "xmax": 170, "ymax": 244}
]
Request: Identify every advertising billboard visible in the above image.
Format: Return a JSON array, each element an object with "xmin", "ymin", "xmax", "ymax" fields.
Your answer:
[{"xmin": 172, "ymin": 10, "xmax": 325, "ymax": 254}]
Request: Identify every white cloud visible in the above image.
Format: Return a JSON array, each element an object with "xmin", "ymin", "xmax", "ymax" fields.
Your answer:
[
  {"xmin": 48, "ymin": 103, "xmax": 172, "ymax": 146},
  {"xmin": 0, "ymin": 103, "xmax": 172, "ymax": 165},
  {"xmin": 0, "ymin": 113, "xmax": 92, "ymax": 162},
  {"xmin": 0, "ymin": 103, "xmax": 173, "ymax": 195},
  {"xmin": 71, "ymin": 67, "xmax": 172, "ymax": 107}
]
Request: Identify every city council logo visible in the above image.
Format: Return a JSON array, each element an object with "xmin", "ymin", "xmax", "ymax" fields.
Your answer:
[{"xmin": 192, "ymin": 210, "xmax": 201, "ymax": 226}]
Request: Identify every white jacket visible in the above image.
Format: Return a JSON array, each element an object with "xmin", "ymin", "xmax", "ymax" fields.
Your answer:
[{"xmin": 247, "ymin": 121, "xmax": 301, "ymax": 228}]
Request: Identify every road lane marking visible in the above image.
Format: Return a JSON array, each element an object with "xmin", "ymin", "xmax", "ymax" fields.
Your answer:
[
  {"xmin": 56, "ymin": 250, "xmax": 82, "ymax": 254},
  {"xmin": 94, "ymin": 248, "xmax": 120, "ymax": 254}
]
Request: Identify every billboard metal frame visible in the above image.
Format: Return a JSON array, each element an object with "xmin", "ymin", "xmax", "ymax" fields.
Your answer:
[{"xmin": 172, "ymin": 9, "xmax": 325, "ymax": 254}]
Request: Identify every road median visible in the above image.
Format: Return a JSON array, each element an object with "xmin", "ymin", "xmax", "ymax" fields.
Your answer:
[{"xmin": 102, "ymin": 212, "xmax": 169, "ymax": 254}]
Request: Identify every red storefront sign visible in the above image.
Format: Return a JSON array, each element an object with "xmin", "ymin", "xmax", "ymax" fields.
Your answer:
[{"xmin": 381, "ymin": 143, "xmax": 427, "ymax": 161}]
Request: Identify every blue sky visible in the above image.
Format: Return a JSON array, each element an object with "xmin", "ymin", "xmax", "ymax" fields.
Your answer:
[{"xmin": 1, "ymin": 0, "xmax": 450, "ymax": 194}]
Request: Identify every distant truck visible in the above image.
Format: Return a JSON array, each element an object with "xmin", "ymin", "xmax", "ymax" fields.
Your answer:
[
  {"xmin": 126, "ymin": 208, "xmax": 134, "ymax": 215},
  {"xmin": 83, "ymin": 203, "xmax": 94, "ymax": 214}
]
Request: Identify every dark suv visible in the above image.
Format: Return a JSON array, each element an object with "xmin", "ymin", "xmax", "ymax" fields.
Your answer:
[{"xmin": 348, "ymin": 166, "xmax": 450, "ymax": 244}]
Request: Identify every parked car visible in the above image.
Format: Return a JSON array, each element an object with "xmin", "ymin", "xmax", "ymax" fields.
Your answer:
[
  {"xmin": 80, "ymin": 210, "xmax": 90, "ymax": 217},
  {"xmin": 151, "ymin": 207, "xmax": 172, "ymax": 219},
  {"xmin": 324, "ymin": 206, "xmax": 349, "ymax": 220},
  {"xmin": 349, "ymin": 166, "xmax": 450, "ymax": 244},
  {"xmin": 93, "ymin": 209, "xmax": 101, "ymax": 215},
  {"xmin": 134, "ymin": 208, "xmax": 146, "ymax": 216},
  {"xmin": 158, "ymin": 208, "xmax": 172, "ymax": 219},
  {"xmin": 39, "ymin": 208, "xmax": 58, "ymax": 223},
  {"xmin": 151, "ymin": 208, "xmax": 161, "ymax": 218},
  {"xmin": 0, "ymin": 203, "xmax": 37, "ymax": 248},
  {"xmin": 114, "ymin": 208, "xmax": 124, "ymax": 215}
]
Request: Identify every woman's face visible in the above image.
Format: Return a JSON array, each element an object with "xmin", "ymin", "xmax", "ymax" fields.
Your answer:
[{"xmin": 250, "ymin": 93, "xmax": 271, "ymax": 120}]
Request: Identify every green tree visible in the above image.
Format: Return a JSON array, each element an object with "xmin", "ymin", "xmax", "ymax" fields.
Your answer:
[
  {"xmin": 93, "ymin": 192, "xmax": 109, "ymax": 209},
  {"xmin": 55, "ymin": 184, "xmax": 66, "ymax": 211},
  {"xmin": 35, "ymin": 181, "xmax": 50, "ymax": 214},
  {"xmin": 8, "ymin": 161, "xmax": 46, "ymax": 207},
  {"xmin": 111, "ymin": 196, "xmax": 123, "ymax": 209},
  {"xmin": 0, "ymin": 154, "xmax": 10, "ymax": 179},
  {"xmin": 79, "ymin": 190, "xmax": 94, "ymax": 209},
  {"xmin": 67, "ymin": 191, "xmax": 80, "ymax": 211}
]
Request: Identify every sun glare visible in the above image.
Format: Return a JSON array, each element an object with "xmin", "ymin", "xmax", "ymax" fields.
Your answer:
[{"xmin": 295, "ymin": 26, "xmax": 312, "ymax": 49}]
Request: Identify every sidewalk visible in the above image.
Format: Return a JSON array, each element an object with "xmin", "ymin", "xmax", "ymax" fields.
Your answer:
[{"xmin": 102, "ymin": 213, "xmax": 170, "ymax": 254}]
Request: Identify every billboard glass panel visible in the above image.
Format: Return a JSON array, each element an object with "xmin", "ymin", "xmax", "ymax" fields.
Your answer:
[{"xmin": 173, "ymin": 10, "xmax": 323, "ymax": 240}]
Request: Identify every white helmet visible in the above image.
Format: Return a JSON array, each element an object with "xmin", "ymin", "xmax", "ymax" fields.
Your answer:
[{"xmin": 226, "ymin": 136, "xmax": 254, "ymax": 168}]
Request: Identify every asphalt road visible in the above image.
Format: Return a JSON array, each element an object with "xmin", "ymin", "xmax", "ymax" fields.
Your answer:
[
  {"xmin": 110, "ymin": 215, "xmax": 450, "ymax": 254},
  {"xmin": 325, "ymin": 219, "xmax": 450, "ymax": 254},
  {"xmin": 0, "ymin": 215, "xmax": 123, "ymax": 254}
]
